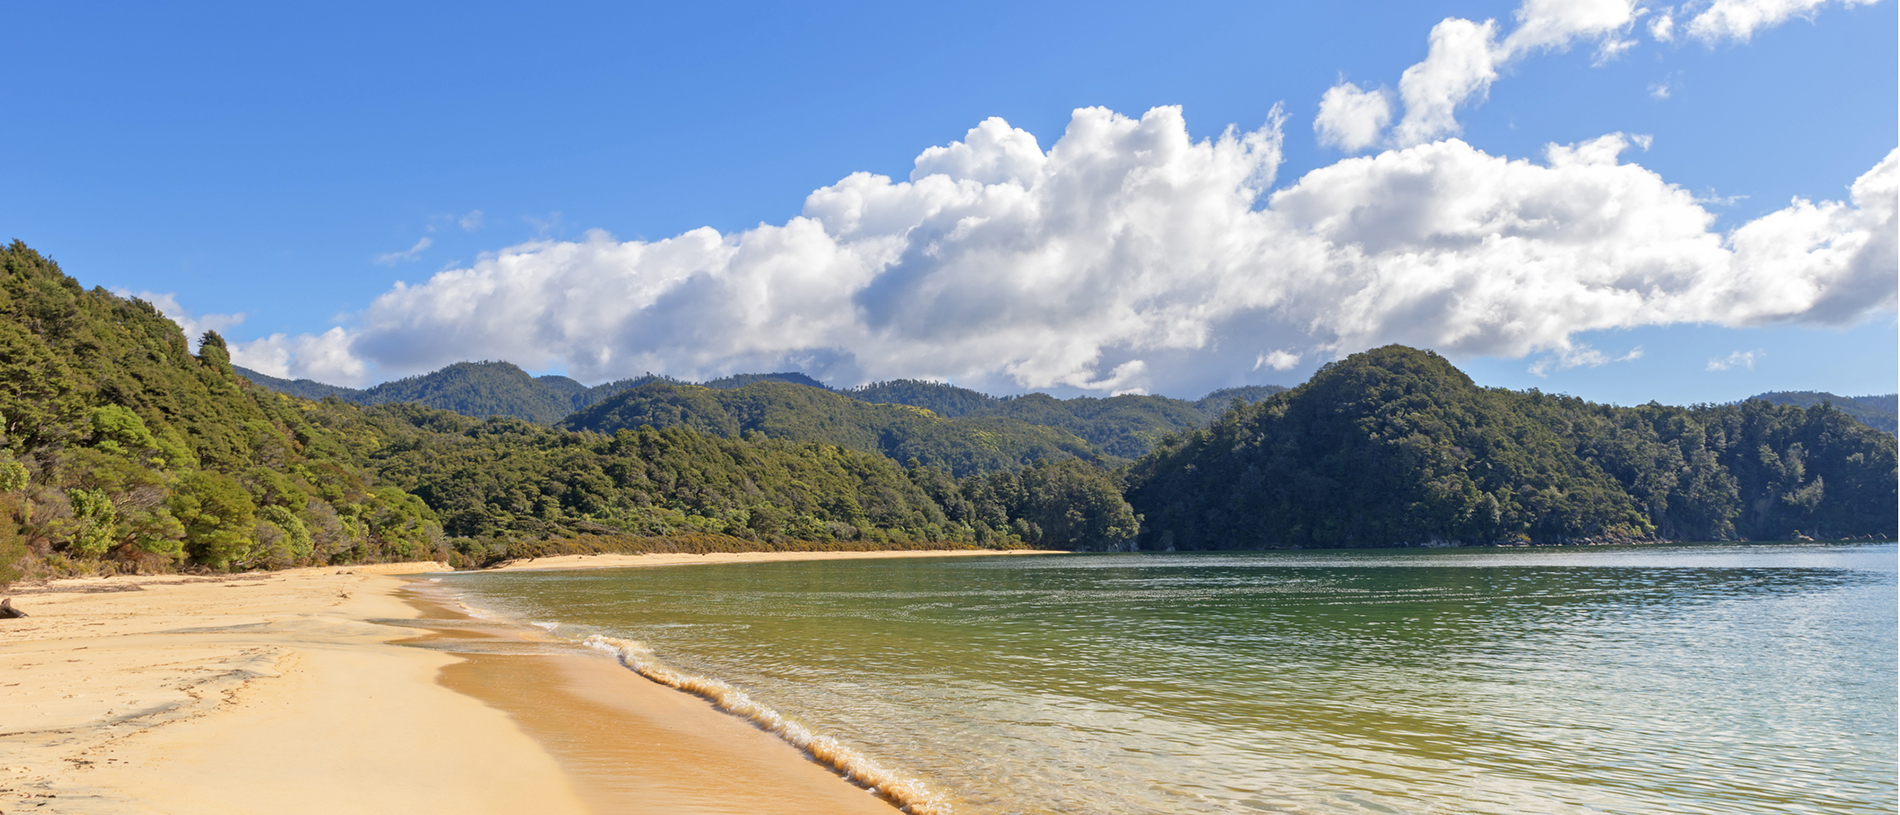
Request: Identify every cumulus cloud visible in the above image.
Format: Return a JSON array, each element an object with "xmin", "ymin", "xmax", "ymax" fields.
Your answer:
[
  {"xmin": 1392, "ymin": 18, "xmax": 1503, "ymax": 147},
  {"xmin": 1314, "ymin": 82, "xmax": 1394, "ymax": 152},
  {"xmin": 230, "ymin": 328, "xmax": 365, "ymax": 384},
  {"xmin": 229, "ymin": 107, "xmax": 1896, "ymax": 395},
  {"xmin": 1326, "ymin": 0, "xmax": 1872, "ymax": 150},
  {"xmin": 1354, "ymin": 0, "xmax": 1642, "ymax": 148},
  {"xmin": 1686, "ymin": 0, "xmax": 1881, "ymax": 43}
]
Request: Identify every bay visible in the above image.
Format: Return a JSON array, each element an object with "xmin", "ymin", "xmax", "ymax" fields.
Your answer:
[{"xmin": 440, "ymin": 543, "xmax": 1897, "ymax": 814}]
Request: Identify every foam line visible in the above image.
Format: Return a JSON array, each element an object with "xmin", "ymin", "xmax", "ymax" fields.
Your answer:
[{"xmin": 585, "ymin": 635, "xmax": 950, "ymax": 815}]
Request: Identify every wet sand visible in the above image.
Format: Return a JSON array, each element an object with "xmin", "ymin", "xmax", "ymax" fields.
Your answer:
[
  {"xmin": 0, "ymin": 549, "xmax": 1059, "ymax": 813},
  {"xmin": 0, "ymin": 560, "xmax": 913, "ymax": 814}
]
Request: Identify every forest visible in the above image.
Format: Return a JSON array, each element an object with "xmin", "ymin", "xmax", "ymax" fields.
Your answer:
[{"xmin": 1, "ymin": 240, "xmax": 1893, "ymax": 586}]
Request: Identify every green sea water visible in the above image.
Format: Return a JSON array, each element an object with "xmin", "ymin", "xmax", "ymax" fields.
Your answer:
[{"xmin": 439, "ymin": 543, "xmax": 1897, "ymax": 814}]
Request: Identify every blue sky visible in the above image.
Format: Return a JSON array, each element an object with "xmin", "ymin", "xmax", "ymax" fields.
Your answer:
[{"xmin": 3, "ymin": 0, "xmax": 1894, "ymax": 404}]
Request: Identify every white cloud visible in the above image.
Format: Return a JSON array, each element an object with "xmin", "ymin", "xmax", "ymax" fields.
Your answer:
[
  {"xmin": 1499, "ymin": 0, "xmax": 1640, "ymax": 60},
  {"xmin": 1254, "ymin": 350, "xmax": 1302, "ymax": 371},
  {"xmin": 375, "ymin": 236, "xmax": 433, "ymax": 265},
  {"xmin": 1686, "ymin": 0, "xmax": 1881, "ymax": 43},
  {"xmin": 1380, "ymin": 1, "xmax": 1642, "ymax": 147},
  {"xmin": 458, "ymin": 210, "xmax": 485, "ymax": 231},
  {"xmin": 1707, "ymin": 349, "xmax": 1764, "ymax": 370},
  {"xmin": 235, "ymin": 108, "xmax": 1896, "ymax": 394},
  {"xmin": 1527, "ymin": 343, "xmax": 1643, "ymax": 376},
  {"xmin": 230, "ymin": 328, "xmax": 365, "ymax": 383},
  {"xmin": 1314, "ymin": 82, "xmax": 1394, "ymax": 152},
  {"xmin": 1649, "ymin": 9, "xmax": 1678, "ymax": 41},
  {"xmin": 1340, "ymin": 0, "xmax": 1868, "ymax": 149},
  {"xmin": 119, "ymin": 290, "xmax": 245, "ymax": 352},
  {"xmin": 1393, "ymin": 18, "xmax": 1502, "ymax": 147}
]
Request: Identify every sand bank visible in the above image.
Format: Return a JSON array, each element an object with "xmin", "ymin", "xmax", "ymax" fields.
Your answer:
[
  {"xmin": 0, "ymin": 560, "xmax": 915, "ymax": 814},
  {"xmin": 488, "ymin": 547, "xmax": 1066, "ymax": 572}
]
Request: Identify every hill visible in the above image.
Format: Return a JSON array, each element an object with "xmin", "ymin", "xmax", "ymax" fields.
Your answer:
[
  {"xmin": 1, "ymin": 241, "xmax": 1139, "ymax": 584},
  {"xmin": 1127, "ymin": 346, "xmax": 1898, "ymax": 549},
  {"xmin": 239, "ymin": 364, "xmax": 1289, "ymax": 461},
  {"xmin": 1, "ymin": 242, "xmax": 447, "ymax": 581},
  {"xmin": 841, "ymin": 379, "xmax": 1287, "ymax": 458},
  {"xmin": 559, "ymin": 380, "xmax": 1107, "ymax": 477},
  {"xmin": 1746, "ymin": 391, "xmax": 1896, "ymax": 434},
  {"xmin": 233, "ymin": 361, "xmax": 660, "ymax": 424}
]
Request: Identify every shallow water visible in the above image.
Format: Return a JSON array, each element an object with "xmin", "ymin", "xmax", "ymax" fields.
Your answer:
[{"xmin": 441, "ymin": 543, "xmax": 1898, "ymax": 815}]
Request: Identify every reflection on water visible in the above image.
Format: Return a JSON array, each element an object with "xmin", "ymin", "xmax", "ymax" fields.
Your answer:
[{"xmin": 443, "ymin": 543, "xmax": 1897, "ymax": 815}]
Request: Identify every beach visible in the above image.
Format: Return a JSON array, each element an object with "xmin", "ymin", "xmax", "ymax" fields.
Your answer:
[{"xmin": 0, "ymin": 550, "xmax": 1055, "ymax": 814}]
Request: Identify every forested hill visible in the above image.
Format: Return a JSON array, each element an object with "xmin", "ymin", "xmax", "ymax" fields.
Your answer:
[
  {"xmin": 1, "ymin": 240, "xmax": 1140, "ymax": 585},
  {"xmin": 1128, "ymin": 346, "xmax": 1898, "ymax": 549},
  {"xmin": 1746, "ymin": 391, "xmax": 1896, "ymax": 434},
  {"xmin": 237, "ymin": 364, "xmax": 1287, "ymax": 462},
  {"xmin": 558, "ymin": 380, "xmax": 1107, "ymax": 477},
  {"xmin": 233, "ymin": 361, "xmax": 657, "ymax": 424},
  {"xmin": 840, "ymin": 380, "xmax": 1286, "ymax": 458},
  {"xmin": 6, "ymin": 239, "xmax": 1890, "ymax": 589}
]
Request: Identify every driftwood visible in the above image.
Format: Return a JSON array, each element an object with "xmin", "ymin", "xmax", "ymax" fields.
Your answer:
[{"xmin": 0, "ymin": 597, "xmax": 25, "ymax": 619}]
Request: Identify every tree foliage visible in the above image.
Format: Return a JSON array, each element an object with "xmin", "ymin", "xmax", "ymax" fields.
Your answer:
[
  {"xmin": 560, "ymin": 381, "xmax": 1108, "ymax": 477},
  {"xmin": 1128, "ymin": 346, "xmax": 1897, "ymax": 548}
]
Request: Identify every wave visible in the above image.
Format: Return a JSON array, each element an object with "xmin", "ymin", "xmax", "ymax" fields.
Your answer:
[{"xmin": 584, "ymin": 635, "xmax": 950, "ymax": 815}]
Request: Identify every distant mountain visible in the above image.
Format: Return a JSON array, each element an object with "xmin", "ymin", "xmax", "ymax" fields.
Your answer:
[
  {"xmin": 238, "ymin": 362, "xmax": 1290, "ymax": 458},
  {"xmin": 1746, "ymin": 391, "xmax": 1896, "ymax": 435},
  {"xmin": 559, "ymin": 380, "xmax": 1104, "ymax": 477},
  {"xmin": 700, "ymin": 372, "xmax": 832, "ymax": 390},
  {"xmin": 842, "ymin": 379, "xmax": 1288, "ymax": 458},
  {"xmin": 231, "ymin": 366, "xmax": 359, "ymax": 401},
  {"xmin": 234, "ymin": 361, "xmax": 660, "ymax": 424}
]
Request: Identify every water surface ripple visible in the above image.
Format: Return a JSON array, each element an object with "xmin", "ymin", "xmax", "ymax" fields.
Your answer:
[{"xmin": 443, "ymin": 543, "xmax": 1897, "ymax": 815}]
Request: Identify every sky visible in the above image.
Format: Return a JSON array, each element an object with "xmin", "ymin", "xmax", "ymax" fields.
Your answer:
[{"xmin": 3, "ymin": 0, "xmax": 1894, "ymax": 405}]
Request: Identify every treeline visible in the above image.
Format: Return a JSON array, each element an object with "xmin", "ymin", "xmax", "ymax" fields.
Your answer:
[
  {"xmin": 316, "ymin": 400, "xmax": 1137, "ymax": 559},
  {"xmin": 0, "ymin": 241, "xmax": 1135, "ymax": 584},
  {"xmin": 238, "ymin": 361, "xmax": 1287, "ymax": 462},
  {"xmin": 1748, "ymin": 391, "xmax": 1896, "ymax": 435},
  {"xmin": 234, "ymin": 360, "xmax": 653, "ymax": 424},
  {"xmin": 3, "ymin": 241, "xmax": 1893, "ymax": 586},
  {"xmin": 1, "ymin": 243, "xmax": 446, "ymax": 582},
  {"xmin": 1127, "ymin": 346, "xmax": 1897, "ymax": 549},
  {"xmin": 559, "ymin": 380, "xmax": 1106, "ymax": 477}
]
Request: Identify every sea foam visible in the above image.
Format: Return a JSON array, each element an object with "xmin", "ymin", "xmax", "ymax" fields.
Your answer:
[{"xmin": 584, "ymin": 635, "xmax": 950, "ymax": 815}]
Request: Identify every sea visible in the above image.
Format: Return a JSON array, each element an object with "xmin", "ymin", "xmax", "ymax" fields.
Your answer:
[{"xmin": 435, "ymin": 542, "xmax": 1897, "ymax": 815}]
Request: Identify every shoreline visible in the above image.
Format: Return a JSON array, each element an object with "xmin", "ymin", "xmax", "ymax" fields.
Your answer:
[
  {"xmin": 0, "ymin": 554, "xmax": 970, "ymax": 814},
  {"xmin": 483, "ymin": 547, "xmax": 1068, "ymax": 572}
]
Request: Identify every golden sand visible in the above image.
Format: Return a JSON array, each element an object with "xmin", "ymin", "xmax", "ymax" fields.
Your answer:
[{"xmin": 0, "ymin": 553, "xmax": 993, "ymax": 814}]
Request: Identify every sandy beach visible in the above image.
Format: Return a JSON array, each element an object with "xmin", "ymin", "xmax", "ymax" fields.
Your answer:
[{"xmin": 0, "ymin": 549, "xmax": 1058, "ymax": 813}]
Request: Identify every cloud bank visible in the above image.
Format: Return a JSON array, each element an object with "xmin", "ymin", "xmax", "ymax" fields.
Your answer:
[{"xmin": 228, "ymin": 103, "xmax": 1898, "ymax": 396}]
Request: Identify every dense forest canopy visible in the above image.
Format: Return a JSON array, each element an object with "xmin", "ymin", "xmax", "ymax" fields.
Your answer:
[
  {"xmin": 559, "ymin": 380, "xmax": 1110, "ymax": 477},
  {"xmin": 2, "ymin": 240, "xmax": 1893, "ymax": 587},
  {"xmin": 0, "ymin": 242, "xmax": 1136, "ymax": 585},
  {"xmin": 1748, "ymin": 391, "xmax": 1896, "ymax": 434},
  {"xmin": 238, "ymin": 364, "xmax": 1288, "ymax": 461},
  {"xmin": 1127, "ymin": 346, "xmax": 1897, "ymax": 549}
]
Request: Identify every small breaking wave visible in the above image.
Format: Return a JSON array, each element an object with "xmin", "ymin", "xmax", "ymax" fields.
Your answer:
[{"xmin": 584, "ymin": 635, "xmax": 950, "ymax": 815}]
